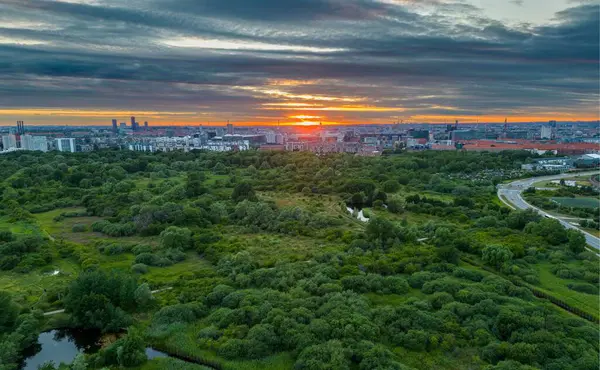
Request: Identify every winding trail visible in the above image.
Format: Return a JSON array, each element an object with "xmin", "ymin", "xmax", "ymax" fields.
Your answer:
[{"xmin": 43, "ymin": 287, "xmax": 173, "ymax": 316}]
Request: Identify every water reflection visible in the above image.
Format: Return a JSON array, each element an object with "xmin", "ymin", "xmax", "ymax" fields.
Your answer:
[{"xmin": 21, "ymin": 329, "xmax": 101, "ymax": 370}]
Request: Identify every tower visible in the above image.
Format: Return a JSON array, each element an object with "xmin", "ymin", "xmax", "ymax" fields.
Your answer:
[
  {"xmin": 130, "ymin": 116, "xmax": 137, "ymax": 131},
  {"xmin": 16, "ymin": 121, "xmax": 25, "ymax": 135},
  {"xmin": 112, "ymin": 119, "xmax": 118, "ymax": 132}
]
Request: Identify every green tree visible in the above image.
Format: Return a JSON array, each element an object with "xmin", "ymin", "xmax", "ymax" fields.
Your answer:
[
  {"xmin": 382, "ymin": 180, "xmax": 400, "ymax": 193},
  {"xmin": 116, "ymin": 329, "xmax": 147, "ymax": 367},
  {"xmin": 185, "ymin": 172, "xmax": 206, "ymax": 197},
  {"xmin": 295, "ymin": 340, "xmax": 349, "ymax": 370},
  {"xmin": 366, "ymin": 217, "xmax": 397, "ymax": 249},
  {"xmin": 567, "ymin": 229, "xmax": 586, "ymax": 253},
  {"xmin": 134, "ymin": 283, "xmax": 154, "ymax": 309},
  {"xmin": 482, "ymin": 245, "xmax": 513, "ymax": 268},
  {"xmin": 159, "ymin": 226, "xmax": 192, "ymax": 250},
  {"xmin": 64, "ymin": 271, "xmax": 140, "ymax": 332},
  {"xmin": 0, "ymin": 291, "xmax": 18, "ymax": 332},
  {"xmin": 71, "ymin": 353, "xmax": 88, "ymax": 370},
  {"xmin": 232, "ymin": 182, "xmax": 257, "ymax": 203}
]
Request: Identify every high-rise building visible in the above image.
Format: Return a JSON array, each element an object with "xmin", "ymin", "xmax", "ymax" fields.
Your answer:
[
  {"xmin": 541, "ymin": 125, "xmax": 553, "ymax": 140},
  {"xmin": 16, "ymin": 121, "xmax": 25, "ymax": 135},
  {"xmin": 56, "ymin": 138, "xmax": 76, "ymax": 152},
  {"xmin": 112, "ymin": 119, "xmax": 118, "ymax": 132},
  {"xmin": 22, "ymin": 135, "xmax": 48, "ymax": 152},
  {"xmin": 131, "ymin": 116, "xmax": 138, "ymax": 131},
  {"xmin": 144, "ymin": 121, "xmax": 148, "ymax": 130},
  {"xmin": 120, "ymin": 122, "xmax": 126, "ymax": 128},
  {"xmin": 2, "ymin": 134, "xmax": 17, "ymax": 150},
  {"xmin": 227, "ymin": 122, "xmax": 234, "ymax": 135}
]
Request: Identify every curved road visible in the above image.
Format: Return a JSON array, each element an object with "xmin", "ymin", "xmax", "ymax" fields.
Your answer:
[{"xmin": 497, "ymin": 171, "xmax": 600, "ymax": 250}]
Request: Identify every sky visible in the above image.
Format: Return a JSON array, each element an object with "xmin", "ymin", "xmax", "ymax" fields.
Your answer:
[{"xmin": 0, "ymin": 0, "xmax": 598, "ymax": 126}]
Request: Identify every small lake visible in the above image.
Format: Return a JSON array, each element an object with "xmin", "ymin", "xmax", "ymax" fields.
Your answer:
[
  {"xmin": 21, "ymin": 329, "xmax": 102, "ymax": 370},
  {"xmin": 21, "ymin": 329, "xmax": 172, "ymax": 370}
]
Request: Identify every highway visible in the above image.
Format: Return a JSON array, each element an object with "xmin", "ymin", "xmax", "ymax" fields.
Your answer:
[{"xmin": 497, "ymin": 171, "xmax": 600, "ymax": 251}]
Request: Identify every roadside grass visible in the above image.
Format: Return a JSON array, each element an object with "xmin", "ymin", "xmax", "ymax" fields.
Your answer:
[
  {"xmin": 550, "ymin": 197, "xmax": 599, "ymax": 209},
  {"xmin": 582, "ymin": 228, "xmax": 600, "ymax": 238}
]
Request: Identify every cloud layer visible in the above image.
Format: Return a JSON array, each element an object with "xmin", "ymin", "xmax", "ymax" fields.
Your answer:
[{"xmin": 0, "ymin": 0, "xmax": 598, "ymax": 125}]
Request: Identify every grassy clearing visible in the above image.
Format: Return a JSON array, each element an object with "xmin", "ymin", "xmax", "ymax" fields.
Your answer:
[
  {"xmin": 0, "ymin": 216, "xmax": 42, "ymax": 235},
  {"xmin": 141, "ymin": 253, "xmax": 215, "ymax": 288},
  {"xmin": 138, "ymin": 358, "xmax": 213, "ymax": 370},
  {"xmin": 393, "ymin": 347, "xmax": 485, "ymax": 370},
  {"xmin": 34, "ymin": 207, "xmax": 159, "ymax": 245},
  {"xmin": 0, "ymin": 259, "xmax": 79, "ymax": 307},
  {"xmin": 367, "ymin": 207, "xmax": 443, "ymax": 226},
  {"xmin": 551, "ymin": 197, "xmax": 599, "ymax": 208},
  {"xmin": 534, "ymin": 262, "xmax": 599, "ymax": 317},
  {"xmin": 161, "ymin": 325, "xmax": 294, "ymax": 370},
  {"xmin": 365, "ymin": 288, "xmax": 427, "ymax": 306},
  {"xmin": 205, "ymin": 174, "xmax": 230, "ymax": 186}
]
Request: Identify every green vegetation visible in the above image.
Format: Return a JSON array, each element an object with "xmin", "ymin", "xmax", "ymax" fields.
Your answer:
[
  {"xmin": 524, "ymin": 184, "xmax": 600, "ymax": 221},
  {"xmin": 0, "ymin": 150, "xmax": 598, "ymax": 370},
  {"xmin": 551, "ymin": 197, "xmax": 600, "ymax": 208}
]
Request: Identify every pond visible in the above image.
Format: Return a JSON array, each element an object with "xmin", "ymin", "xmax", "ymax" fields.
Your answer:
[
  {"xmin": 20, "ymin": 329, "xmax": 102, "ymax": 370},
  {"xmin": 21, "ymin": 330, "xmax": 204, "ymax": 370}
]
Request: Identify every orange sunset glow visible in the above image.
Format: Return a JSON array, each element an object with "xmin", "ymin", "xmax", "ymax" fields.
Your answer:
[{"xmin": 0, "ymin": 0, "xmax": 597, "ymax": 127}]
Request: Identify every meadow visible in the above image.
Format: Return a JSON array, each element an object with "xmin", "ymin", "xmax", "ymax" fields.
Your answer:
[{"xmin": 0, "ymin": 150, "xmax": 598, "ymax": 370}]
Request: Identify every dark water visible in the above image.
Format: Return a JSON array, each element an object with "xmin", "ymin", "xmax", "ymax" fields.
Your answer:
[
  {"xmin": 21, "ymin": 329, "xmax": 171, "ymax": 370},
  {"xmin": 21, "ymin": 329, "xmax": 102, "ymax": 370},
  {"xmin": 145, "ymin": 347, "xmax": 169, "ymax": 359}
]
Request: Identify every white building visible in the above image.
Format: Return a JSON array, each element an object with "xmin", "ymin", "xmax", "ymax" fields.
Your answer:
[
  {"xmin": 266, "ymin": 132, "xmax": 284, "ymax": 144},
  {"xmin": 22, "ymin": 135, "xmax": 48, "ymax": 152},
  {"xmin": 56, "ymin": 138, "xmax": 76, "ymax": 152},
  {"xmin": 540, "ymin": 126, "xmax": 553, "ymax": 140},
  {"xmin": 1, "ymin": 134, "xmax": 17, "ymax": 151}
]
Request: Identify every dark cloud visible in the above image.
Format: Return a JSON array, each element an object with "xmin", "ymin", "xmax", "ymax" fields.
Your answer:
[
  {"xmin": 0, "ymin": 0, "xmax": 597, "ymax": 122},
  {"xmin": 153, "ymin": 0, "xmax": 388, "ymax": 22}
]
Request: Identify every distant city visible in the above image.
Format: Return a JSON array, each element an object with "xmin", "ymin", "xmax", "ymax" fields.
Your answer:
[{"xmin": 1, "ymin": 119, "xmax": 599, "ymax": 167}]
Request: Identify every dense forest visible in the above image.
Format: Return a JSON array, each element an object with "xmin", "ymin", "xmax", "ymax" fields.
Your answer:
[{"xmin": 0, "ymin": 149, "xmax": 598, "ymax": 370}]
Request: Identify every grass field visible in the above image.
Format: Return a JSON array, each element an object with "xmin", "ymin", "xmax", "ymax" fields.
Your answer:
[
  {"xmin": 551, "ymin": 197, "xmax": 599, "ymax": 208},
  {"xmin": 138, "ymin": 358, "xmax": 213, "ymax": 370},
  {"xmin": 161, "ymin": 325, "xmax": 294, "ymax": 370},
  {"xmin": 534, "ymin": 262, "xmax": 599, "ymax": 317}
]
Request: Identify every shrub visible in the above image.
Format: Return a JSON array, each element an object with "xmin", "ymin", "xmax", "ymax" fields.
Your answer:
[
  {"xmin": 131, "ymin": 263, "xmax": 148, "ymax": 274},
  {"xmin": 72, "ymin": 224, "xmax": 87, "ymax": 232},
  {"xmin": 567, "ymin": 283, "xmax": 599, "ymax": 295}
]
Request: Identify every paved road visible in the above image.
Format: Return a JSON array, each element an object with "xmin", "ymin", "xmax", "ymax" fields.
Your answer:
[{"xmin": 498, "ymin": 171, "xmax": 600, "ymax": 251}]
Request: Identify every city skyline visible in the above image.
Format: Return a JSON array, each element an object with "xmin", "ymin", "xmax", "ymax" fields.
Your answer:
[{"xmin": 0, "ymin": 0, "xmax": 598, "ymax": 126}]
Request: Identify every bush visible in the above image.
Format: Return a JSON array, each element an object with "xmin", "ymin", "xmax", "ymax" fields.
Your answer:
[
  {"xmin": 71, "ymin": 224, "xmax": 87, "ymax": 232},
  {"xmin": 131, "ymin": 263, "xmax": 148, "ymax": 274},
  {"xmin": 567, "ymin": 283, "xmax": 599, "ymax": 295},
  {"xmin": 453, "ymin": 268, "xmax": 484, "ymax": 282}
]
